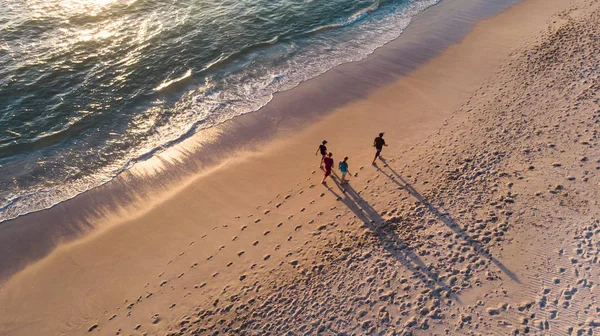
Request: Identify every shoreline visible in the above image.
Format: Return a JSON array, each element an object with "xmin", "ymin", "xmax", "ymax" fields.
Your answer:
[
  {"xmin": 0, "ymin": 0, "xmax": 521, "ymax": 283},
  {"xmin": 0, "ymin": 0, "xmax": 593, "ymax": 334}
]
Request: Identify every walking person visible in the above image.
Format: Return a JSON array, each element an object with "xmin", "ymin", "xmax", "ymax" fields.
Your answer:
[
  {"xmin": 372, "ymin": 132, "xmax": 388, "ymax": 165},
  {"xmin": 315, "ymin": 140, "xmax": 328, "ymax": 168},
  {"xmin": 339, "ymin": 156, "xmax": 351, "ymax": 184},
  {"xmin": 321, "ymin": 152, "xmax": 334, "ymax": 184}
]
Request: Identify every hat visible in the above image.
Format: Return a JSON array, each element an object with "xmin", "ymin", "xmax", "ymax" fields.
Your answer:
[{"xmin": 379, "ymin": 132, "xmax": 385, "ymax": 137}]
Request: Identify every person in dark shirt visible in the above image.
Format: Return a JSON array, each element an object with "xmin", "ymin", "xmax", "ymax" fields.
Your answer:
[
  {"xmin": 321, "ymin": 152, "xmax": 334, "ymax": 184},
  {"xmin": 315, "ymin": 140, "xmax": 328, "ymax": 168},
  {"xmin": 372, "ymin": 132, "xmax": 387, "ymax": 165}
]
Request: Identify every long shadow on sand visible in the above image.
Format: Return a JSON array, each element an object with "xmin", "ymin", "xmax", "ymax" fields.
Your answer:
[
  {"xmin": 323, "ymin": 175, "xmax": 458, "ymax": 301},
  {"xmin": 375, "ymin": 158, "xmax": 520, "ymax": 283}
]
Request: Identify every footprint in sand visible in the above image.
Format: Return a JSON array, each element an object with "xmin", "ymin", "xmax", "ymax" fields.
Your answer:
[
  {"xmin": 253, "ymin": 241, "xmax": 259, "ymax": 246},
  {"xmin": 295, "ymin": 225, "xmax": 302, "ymax": 231},
  {"xmin": 264, "ymin": 255, "xmax": 271, "ymax": 260},
  {"xmin": 277, "ymin": 222, "xmax": 283, "ymax": 227},
  {"xmin": 264, "ymin": 231, "xmax": 270, "ymax": 236},
  {"xmin": 238, "ymin": 251, "xmax": 245, "ymax": 257},
  {"xmin": 487, "ymin": 308, "xmax": 500, "ymax": 316},
  {"xmin": 227, "ymin": 262, "xmax": 233, "ymax": 267}
]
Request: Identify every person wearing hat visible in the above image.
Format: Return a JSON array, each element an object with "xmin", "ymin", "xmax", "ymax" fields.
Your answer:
[
  {"xmin": 315, "ymin": 140, "xmax": 328, "ymax": 168},
  {"xmin": 372, "ymin": 132, "xmax": 388, "ymax": 165}
]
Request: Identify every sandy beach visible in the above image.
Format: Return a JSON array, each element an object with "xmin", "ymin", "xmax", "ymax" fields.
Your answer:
[{"xmin": 1, "ymin": 0, "xmax": 599, "ymax": 334}]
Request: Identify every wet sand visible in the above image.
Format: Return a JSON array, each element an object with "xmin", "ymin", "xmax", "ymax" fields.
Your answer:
[{"xmin": 1, "ymin": 0, "xmax": 599, "ymax": 334}]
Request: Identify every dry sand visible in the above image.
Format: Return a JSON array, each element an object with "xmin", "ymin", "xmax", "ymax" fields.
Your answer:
[{"xmin": 1, "ymin": 0, "xmax": 599, "ymax": 335}]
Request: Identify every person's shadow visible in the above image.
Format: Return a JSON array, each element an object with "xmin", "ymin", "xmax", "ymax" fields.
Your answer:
[
  {"xmin": 375, "ymin": 158, "xmax": 520, "ymax": 283},
  {"xmin": 323, "ymin": 176, "xmax": 458, "ymax": 299}
]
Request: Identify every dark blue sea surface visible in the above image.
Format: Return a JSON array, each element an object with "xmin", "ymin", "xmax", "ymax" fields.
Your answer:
[{"xmin": 0, "ymin": 0, "xmax": 438, "ymax": 222}]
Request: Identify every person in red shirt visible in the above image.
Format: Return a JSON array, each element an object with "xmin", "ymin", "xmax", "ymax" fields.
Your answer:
[{"xmin": 321, "ymin": 152, "xmax": 334, "ymax": 184}]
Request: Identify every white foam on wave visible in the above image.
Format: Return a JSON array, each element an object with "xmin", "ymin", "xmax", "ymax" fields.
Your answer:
[{"xmin": 154, "ymin": 69, "xmax": 192, "ymax": 92}]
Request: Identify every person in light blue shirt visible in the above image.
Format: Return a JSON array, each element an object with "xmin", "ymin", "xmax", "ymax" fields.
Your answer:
[{"xmin": 339, "ymin": 156, "xmax": 350, "ymax": 184}]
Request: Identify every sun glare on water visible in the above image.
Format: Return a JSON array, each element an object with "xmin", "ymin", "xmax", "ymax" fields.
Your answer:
[
  {"xmin": 25, "ymin": 0, "xmax": 129, "ymax": 19},
  {"xmin": 60, "ymin": 0, "xmax": 120, "ymax": 13}
]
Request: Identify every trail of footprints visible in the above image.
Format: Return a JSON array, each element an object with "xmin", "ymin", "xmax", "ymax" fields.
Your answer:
[
  {"xmin": 92, "ymin": 167, "xmax": 363, "ymax": 334},
  {"xmin": 97, "ymin": 149, "xmax": 521, "ymax": 335}
]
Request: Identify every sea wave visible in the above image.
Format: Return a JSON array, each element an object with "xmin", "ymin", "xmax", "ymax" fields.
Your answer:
[
  {"xmin": 154, "ymin": 69, "xmax": 193, "ymax": 92},
  {"xmin": 303, "ymin": 1, "xmax": 380, "ymax": 36}
]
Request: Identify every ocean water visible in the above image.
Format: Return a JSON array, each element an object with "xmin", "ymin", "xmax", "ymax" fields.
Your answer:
[{"xmin": 0, "ymin": 0, "xmax": 439, "ymax": 222}]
